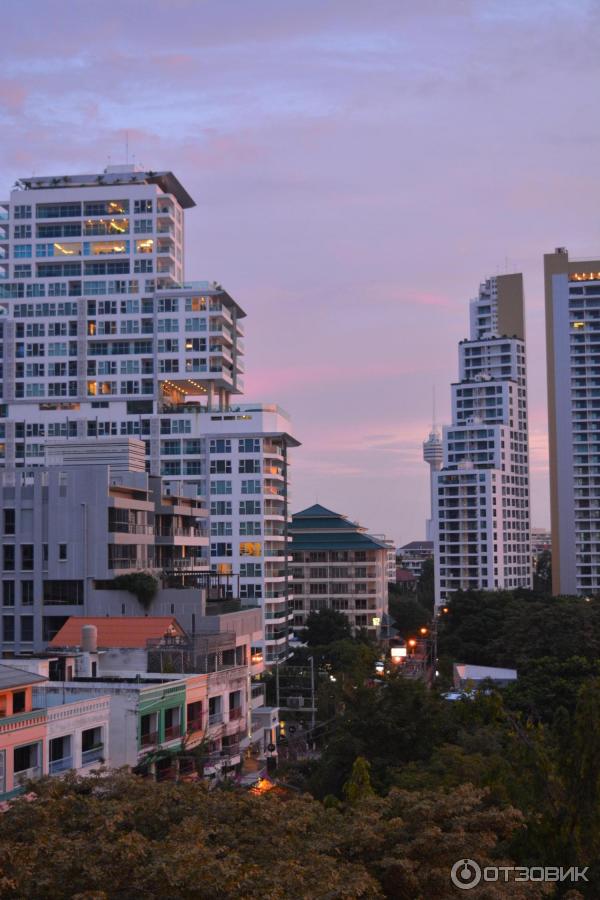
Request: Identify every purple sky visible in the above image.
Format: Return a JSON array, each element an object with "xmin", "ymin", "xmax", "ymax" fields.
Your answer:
[{"xmin": 2, "ymin": 0, "xmax": 600, "ymax": 545}]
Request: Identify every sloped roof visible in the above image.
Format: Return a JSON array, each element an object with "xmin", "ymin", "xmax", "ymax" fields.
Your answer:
[
  {"xmin": 291, "ymin": 505, "xmax": 387, "ymax": 551},
  {"xmin": 396, "ymin": 568, "xmax": 417, "ymax": 582},
  {"xmin": 293, "ymin": 504, "xmax": 342, "ymax": 519},
  {"xmin": 291, "ymin": 532, "xmax": 388, "ymax": 551},
  {"xmin": 0, "ymin": 664, "xmax": 47, "ymax": 690},
  {"xmin": 49, "ymin": 617, "xmax": 186, "ymax": 650},
  {"xmin": 400, "ymin": 541, "xmax": 433, "ymax": 551}
]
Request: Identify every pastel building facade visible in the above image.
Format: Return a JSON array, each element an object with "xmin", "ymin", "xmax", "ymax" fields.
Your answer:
[
  {"xmin": 0, "ymin": 662, "xmax": 109, "ymax": 801},
  {"xmin": 434, "ymin": 274, "xmax": 531, "ymax": 607}
]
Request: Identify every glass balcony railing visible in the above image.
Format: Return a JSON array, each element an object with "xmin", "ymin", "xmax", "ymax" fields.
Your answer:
[
  {"xmin": 49, "ymin": 756, "xmax": 73, "ymax": 774},
  {"xmin": 81, "ymin": 746, "xmax": 104, "ymax": 765}
]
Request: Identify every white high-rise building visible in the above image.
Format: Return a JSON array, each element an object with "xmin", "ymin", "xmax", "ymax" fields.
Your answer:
[
  {"xmin": 545, "ymin": 247, "xmax": 600, "ymax": 596},
  {"xmin": 0, "ymin": 166, "xmax": 298, "ymax": 663},
  {"xmin": 434, "ymin": 273, "xmax": 531, "ymax": 608}
]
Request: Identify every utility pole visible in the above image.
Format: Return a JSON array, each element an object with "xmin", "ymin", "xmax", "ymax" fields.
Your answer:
[{"xmin": 309, "ymin": 656, "xmax": 316, "ymax": 747}]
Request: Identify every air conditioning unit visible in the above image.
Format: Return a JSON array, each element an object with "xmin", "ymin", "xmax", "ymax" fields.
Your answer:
[{"xmin": 287, "ymin": 696, "xmax": 304, "ymax": 709}]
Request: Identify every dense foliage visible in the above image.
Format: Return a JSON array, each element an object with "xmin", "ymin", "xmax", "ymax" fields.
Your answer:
[
  {"xmin": 113, "ymin": 572, "xmax": 159, "ymax": 610},
  {"xmin": 437, "ymin": 589, "xmax": 600, "ymax": 669},
  {"xmin": 0, "ymin": 771, "xmax": 546, "ymax": 900}
]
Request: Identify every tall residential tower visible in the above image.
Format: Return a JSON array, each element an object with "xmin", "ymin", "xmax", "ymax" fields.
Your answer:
[
  {"xmin": 0, "ymin": 166, "xmax": 298, "ymax": 662},
  {"xmin": 545, "ymin": 247, "xmax": 600, "ymax": 596},
  {"xmin": 434, "ymin": 274, "xmax": 531, "ymax": 607}
]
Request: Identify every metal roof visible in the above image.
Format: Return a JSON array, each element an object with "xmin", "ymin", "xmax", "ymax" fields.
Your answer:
[{"xmin": 0, "ymin": 664, "xmax": 47, "ymax": 690}]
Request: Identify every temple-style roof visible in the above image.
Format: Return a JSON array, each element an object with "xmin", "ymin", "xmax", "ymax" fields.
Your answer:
[{"xmin": 290, "ymin": 506, "xmax": 388, "ymax": 551}]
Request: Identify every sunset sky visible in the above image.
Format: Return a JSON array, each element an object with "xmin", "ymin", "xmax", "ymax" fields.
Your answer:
[{"xmin": 2, "ymin": 0, "xmax": 600, "ymax": 544}]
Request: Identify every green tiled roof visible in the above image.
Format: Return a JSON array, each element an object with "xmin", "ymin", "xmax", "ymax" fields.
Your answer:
[
  {"xmin": 290, "ymin": 532, "xmax": 388, "ymax": 551},
  {"xmin": 290, "ymin": 505, "xmax": 387, "ymax": 551}
]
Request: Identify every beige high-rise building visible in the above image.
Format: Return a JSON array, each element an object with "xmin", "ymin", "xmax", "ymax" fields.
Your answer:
[{"xmin": 545, "ymin": 247, "xmax": 600, "ymax": 596}]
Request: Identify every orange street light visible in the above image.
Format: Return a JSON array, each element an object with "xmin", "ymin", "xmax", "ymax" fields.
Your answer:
[
  {"xmin": 419, "ymin": 627, "xmax": 428, "ymax": 636},
  {"xmin": 408, "ymin": 639, "xmax": 417, "ymax": 648},
  {"xmin": 442, "ymin": 607, "xmax": 449, "ymax": 614}
]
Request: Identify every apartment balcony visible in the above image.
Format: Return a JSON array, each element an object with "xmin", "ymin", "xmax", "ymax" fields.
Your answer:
[
  {"xmin": 208, "ymin": 712, "xmax": 223, "ymax": 726},
  {"xmin": 109, "ymin": 558, "xmax": 160, "ymax": 572},
  {"xmin": 108, "ymin": 523, "xmax": 154, "ymax": 536},
  {"xmin": 263, "ymin": 465, "xmax": 284, "ymax": 479},
  {"xmin": 164, "ymin": 724, "xmax": 182, "ymax": 742},
  {"xmin": 209, "ymin": 304, "xmax": 234, "ymax": 326},
  {"xmin": 15, "ymin": 766, "xmax": 42, "ymax": 785},
  {"xmin": 49, "ymin": 756, "xmax": 73, "ymax": 775},
  {"xmin": 160, "ymin": 557, "xmax": 210, "ymax": 573},
  {"xmin": 263, "ymin": 485, "xmax": 286, "ymax": 498},
  {"xmin": 251, "ymin": 686, "xmax": 266, "ymax": 709},
  {"xmin": 186, "ymin": 717, "xmax": 204, "ymax": 734},
  {"xmin": 81, "ymin": 746, "xmax": 104, "ymax": 766},
  {"xmin": 154, "ymin": 527, "xmax": 205, "ymax": 542},
  {"xmin": 140, "ymin": 730, "xmax": 159, "ymax": 748},
  {"xmin": 210, "ymin": 323, "xmax": 234, "ymax": 344},
  {"xmin": 228, "ymin": 707, "xmax": 243, "ymax": 722}
]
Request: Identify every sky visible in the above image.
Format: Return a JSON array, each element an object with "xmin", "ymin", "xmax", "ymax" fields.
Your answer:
[{"xmin": 1, "ymin": 0, "xmax": 599, "ymax": 545}]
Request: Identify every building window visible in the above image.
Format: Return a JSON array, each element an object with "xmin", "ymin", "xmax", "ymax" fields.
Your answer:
[
  {"xmin": 2, "ymin": 615, "xmax": 15, "ymax": 642},
  {"xmin": 209, "ymin": 438, "xmax": 231, "ymax": 453},
  {"xmin": 43, "ymin": 580, "xmax": 84, "ymax": 605},
  {"xmin": 210, "ymin": 481, "xmax": 232, "ymax": 495},
  {"xmin": 210, "ymin": 459, "xmax": 231, "ymax": 474},
  {"xmin": 186, "ymin": 701, "xmax": 202, "ymax": 732},
  {"xmin": 81, "ymin": 727, "xmax": 104, "ymax": 765},
  {"xmin": 49, "ymin": 735, "xmax": 72, "ymax": 774},
  {"xmin": 21, "ymin": 581, "xmax": 34, "ymax": 605},
  {"xmin": 239, "ymin": 438, "xmax": 260, "ymax": 453},
  {"xmin": 211, "ymin": 543, "xmax": 232, "ymax": 558},
  {"xmin": 239, "ymin": 459, "xmax": 260, "ymax": 474},
  {"xmin": 3, "ymin": 510, "xmax": 15, "ymax": 535},
  {"xmin": 2, "ymin": 581, "xmax": 14, "ymax": 607},
  {"xmin": 21, "ymin": 545, "xmax": 34, "ymax": 570},
  {"xmin": 239, "ymin": 542, "xmax": 261, "ymax": 557},
  {"xmin": 59, "ymin": 544, "xmax": 67, "ymax": 562},
  {"xmin": 13, "ymin": 742, "xmax": 40, "ymax": 781},
  {"xmin": 20, "ymin": 616, "xmax": 34, "ymax": 642},
  {"xmin": 3, "ymin": 546, "xmax": 15, "ymax": 571}
]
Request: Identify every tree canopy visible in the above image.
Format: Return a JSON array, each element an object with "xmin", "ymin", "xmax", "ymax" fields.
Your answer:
[{"xmin": 0, "ymin": 771, "xmax": 546, "ymax": 900}]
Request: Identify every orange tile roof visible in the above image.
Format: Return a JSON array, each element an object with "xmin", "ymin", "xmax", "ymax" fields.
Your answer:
[{"xmin": 49, "ymin": 617, "xmax": 186, "ymax": 649}]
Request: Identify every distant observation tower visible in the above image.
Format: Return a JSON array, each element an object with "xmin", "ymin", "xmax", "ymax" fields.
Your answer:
[{"xmin": 423, "ymin": 406, "xmax": 443, "ymax": 542}]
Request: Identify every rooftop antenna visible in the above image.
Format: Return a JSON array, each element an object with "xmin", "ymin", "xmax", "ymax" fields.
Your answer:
[
  {"xmin": 125, "ymin": 131, "xmax": 129, "ymax": 165},
  {"xmin": 432, "ymin": 386, "xmax": 438, "ymax": 434}
]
